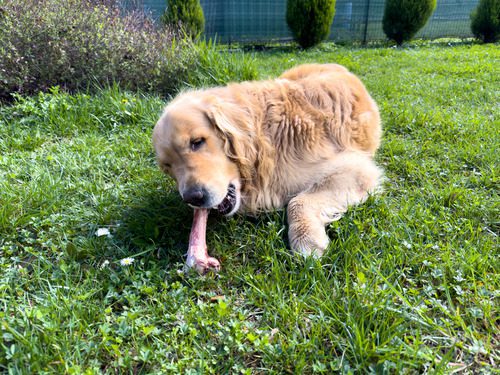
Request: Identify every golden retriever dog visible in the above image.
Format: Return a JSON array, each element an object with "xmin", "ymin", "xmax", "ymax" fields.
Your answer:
[{"xmin": 153, "ymin": 63, "xmax": 382, "ymax": 273}]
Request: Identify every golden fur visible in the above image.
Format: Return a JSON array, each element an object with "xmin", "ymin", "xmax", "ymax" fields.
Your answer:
[{"xmin": 153, "ymin": 63, "xmax": 382, "ymax": 256}]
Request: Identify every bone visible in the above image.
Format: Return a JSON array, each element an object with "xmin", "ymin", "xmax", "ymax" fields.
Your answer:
[{"xmin": 185, "ymin": 208, "xmax": 221, "ymax": 273}]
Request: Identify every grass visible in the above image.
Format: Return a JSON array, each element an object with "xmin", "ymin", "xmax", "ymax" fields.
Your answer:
[{"xmin": 0, "ymin": 41, "xmax": 499, "ymax": 373}]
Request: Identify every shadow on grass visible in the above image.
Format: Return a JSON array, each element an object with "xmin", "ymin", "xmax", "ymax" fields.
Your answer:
[
  {"xmin": 112, "ymin": 187, "xmax": 254, "ymax": 269},
  {"xmin": 108, "ymin": 186, "xmax": 294, "ymax": 275},
  {"xmin": 113, "ymin": 189, "xmax": 194, "ymax": 268}
]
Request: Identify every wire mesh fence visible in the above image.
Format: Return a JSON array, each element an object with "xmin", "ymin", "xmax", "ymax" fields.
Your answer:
[{"xmin": 121, "ymin": 0, "xmax": 480, "ymax": 43}]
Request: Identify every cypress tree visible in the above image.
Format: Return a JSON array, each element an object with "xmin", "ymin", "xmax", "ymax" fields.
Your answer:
[
  {"xmin": 382, "ymin": 0, "xmax": 437, "ymax": 45},
  {"xmin": 161, "ymin": 0, "xmax": 205, "ymax": 38},
  {"xmin": 471, "ymin": 0, "xmax": 500, "ymax": 43},
  {"xmin": 286, "ymin": 0, "xmax": 336, "ymax": 49}
]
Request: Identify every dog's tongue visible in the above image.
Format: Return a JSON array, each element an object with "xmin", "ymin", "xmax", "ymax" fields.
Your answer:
[{"xmin": 185, "ymin": 208, "xmax": 220, "ymax": 273}]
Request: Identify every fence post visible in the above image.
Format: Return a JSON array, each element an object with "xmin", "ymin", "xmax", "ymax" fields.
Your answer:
[{"xmin": 362, "ymin": 0, "xmax": 371, "ymax": 44}]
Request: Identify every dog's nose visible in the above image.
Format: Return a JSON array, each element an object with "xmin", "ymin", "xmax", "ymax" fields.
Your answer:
[{"xmin": 182, "ymin": 186, "xmax": 208, "ymax": 207}]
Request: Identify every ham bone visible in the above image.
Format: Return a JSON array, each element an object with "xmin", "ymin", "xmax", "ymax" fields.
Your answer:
[{"xmin": 185, "ymin": 208, "xmax": 221, "ymax": 273}]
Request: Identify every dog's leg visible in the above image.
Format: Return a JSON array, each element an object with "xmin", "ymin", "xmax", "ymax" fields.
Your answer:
[{"xmin": 287, "ymin": 152, "xmax": 382, "ymax": 257}]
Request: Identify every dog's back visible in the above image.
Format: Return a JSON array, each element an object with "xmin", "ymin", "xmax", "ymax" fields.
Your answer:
[
  {"xmin": 280, "ymin": 63, "xmax": 349, "ymax": 80},
  {"xmin": 279, "ymin": 64, "xmax": 381, "ymax": 156}
]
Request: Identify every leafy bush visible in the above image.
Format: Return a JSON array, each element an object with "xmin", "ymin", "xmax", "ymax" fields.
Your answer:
[
  {"xmin": 471, "ymin": 0, "xmax": 500, "ymax": 43},
  {"xmin": 161, "ymin": 0, "xmax": 205, "ymax": 39},
  {"xmin": 0, "ymin": 0, "xmax": 197, "ymax": 101},
  {"xmin": 286, "ymin": 0, "xmax": 336, "ymax": 49},
  {"xmin": 382, "ymin": 0, "xmax": 437, "ymax": 45}
]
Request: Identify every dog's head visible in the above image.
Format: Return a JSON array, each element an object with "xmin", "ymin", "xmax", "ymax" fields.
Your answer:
[{"xmin": 153, "ymin": 92, "xmax": 257, "ymax": 216}]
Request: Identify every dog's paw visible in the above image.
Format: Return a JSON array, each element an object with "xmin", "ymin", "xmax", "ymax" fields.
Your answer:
[
  {"xmin": 289, "ymin": 229, "xmax": 329, "ymax": 258},
  {"xmin": 186, "ymin": 254, "xmax": 221, "ymax": 274},
  {"xmin": 292, "ymin": 242, "xmax": 325, "ymax": 258}
]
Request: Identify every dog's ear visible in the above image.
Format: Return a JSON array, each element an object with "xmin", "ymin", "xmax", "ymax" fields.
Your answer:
[
  {"xmin": 203, "ymin": 95, "xmax": 275, "ymax": 200},
  {"xmin": 204, "ymin": 98, "xmax": 258, "ymax": 186}
]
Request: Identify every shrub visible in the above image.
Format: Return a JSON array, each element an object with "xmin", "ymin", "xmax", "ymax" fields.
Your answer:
[
  {"xmin": 382, "ymin": 0, "xmax": 437, "ymax": 45},
  {"xmin": 0, "ymin": 0, "xmax": 196, "ymax": 101},
  {"xmin": 286, "ymin": 0, "xmax": 336, "ymax": 49},
  {"xmin": 161, "ymin": 0, "xmax": 205, "ymax": 39},
  {"xmin": 471, "ymin": 0, "xmax": 500, "ymax": 43}
]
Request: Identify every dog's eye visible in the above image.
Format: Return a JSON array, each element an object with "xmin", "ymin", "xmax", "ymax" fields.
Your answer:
[{"xmin": 190, "ymin": 138, "xmax": 205, "ymax": 151}]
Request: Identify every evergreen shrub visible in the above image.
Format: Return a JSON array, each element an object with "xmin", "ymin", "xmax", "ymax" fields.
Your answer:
[
  {"xmin": 286, "ymin": 0, "xmax": 336, "ymax": 49},
  {"xmin": 471, "ymin": 0, "xmax": 500, "ymax": 43},
  {"xmin": 382, "ymin": 0, "xmax": 437, "ymax": 45},
  {"xmin": 161, "ymin": 0, "xmax": 205, "ymax": 39}
]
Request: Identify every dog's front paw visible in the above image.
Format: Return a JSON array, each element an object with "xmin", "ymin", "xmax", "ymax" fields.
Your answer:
[
  {"xmin": 290, "ymin": 239, "xmax": 326, "ymax": 258},
  {"xmin": 186, "ymin": 253, "xmax": 221, "ymax": 274},
  {"xmin": 288, "ymin": 225, "xmax": 329, "ymax": 258}
]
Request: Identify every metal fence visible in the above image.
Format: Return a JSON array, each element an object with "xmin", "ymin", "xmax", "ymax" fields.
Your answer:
[{"xmin": 122, "ymin": 0, "xmax": 479, "ymax": 43}]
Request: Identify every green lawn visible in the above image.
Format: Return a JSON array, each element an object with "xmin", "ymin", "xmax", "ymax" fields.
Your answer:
[{"xmin": 1, "ymin": 42, "xmax": 499, "ymax": 373}]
